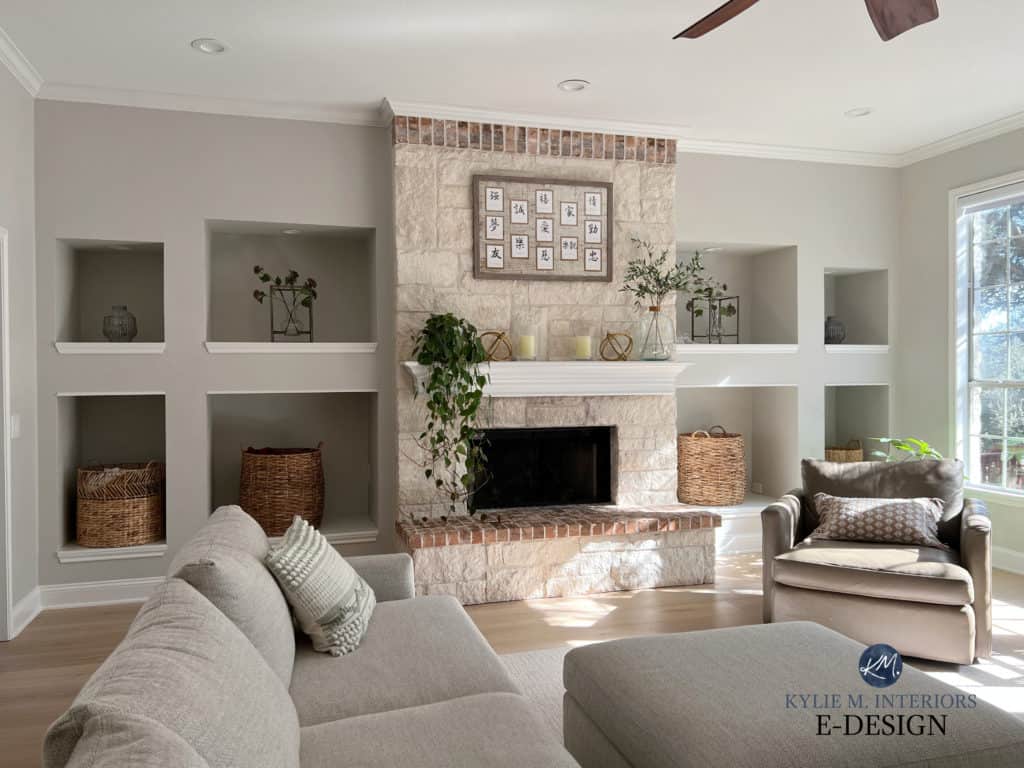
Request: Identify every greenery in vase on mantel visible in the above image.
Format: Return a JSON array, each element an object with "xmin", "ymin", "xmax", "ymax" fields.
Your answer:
[{"xmin": 621, "ymin": 237, "xmax": 687, "ymax": 360}]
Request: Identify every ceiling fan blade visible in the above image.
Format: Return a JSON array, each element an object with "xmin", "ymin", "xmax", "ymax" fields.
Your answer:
[
  {"xmin": 864, "ymin": 0, "xmax": 939, "ymax": 41},
  {"xmin": 674, "ymin": 0, "xmax": 760, "ymax": 39}
]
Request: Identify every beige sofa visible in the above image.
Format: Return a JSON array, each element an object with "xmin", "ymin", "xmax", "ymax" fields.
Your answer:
[
  {"xmin": 43, "ymin": 506, "xmax": 579, "ymax": 767},
  {"xmin": 762, "ymin": 459, "xmax": 990, "ymax": 664}
]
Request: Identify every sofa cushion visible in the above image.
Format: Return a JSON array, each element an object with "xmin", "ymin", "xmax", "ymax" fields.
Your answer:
[
  {"xmin": 289, "ymin": 595, "xmax": 520, "ymax": 726},
  {"xmin": 44, "ymin": 579, "xmax": 300, "ymax": 768},
  {"xmin": 169, "ymin": 505, "xmax": 295, "ymax": 684},
  {"xmin": 802, "ymin": 458, "xmax": 964, "ymax": 543},
  {"xmin": 265, "ymin": 516, "xmax": 376, "ymax": 656},
  {"xmin": 773, "ymin": 540, "xmax": 973, "ymax": 605},
  {"xmin": 64, "ymin": 713, "xmax": 208, "ymax": 768},
  {"xmin": 298, "ymin": 693, "xmax": 578, "ymax": 768},
  {"xmin": 809, "ymin": 492, "xmax": 947, "ymax": 549}
]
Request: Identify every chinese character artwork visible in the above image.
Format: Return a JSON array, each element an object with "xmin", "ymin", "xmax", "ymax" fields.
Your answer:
[
  {"xmin": 560, "ymin": 201, "xmax": 578, "ymax": 226},
  {"xmin": 536, "ymin": 189, "xmax": 553, "ymax": 214},
  {"xmin": 560, "ymin": 236, "xmax": 579, "ymax": 261},
  {"xmin": 511, "ymin": 235, "xmax": 529, "ymax": 258},
  {"xmin": 585, "ymin": 220, "xmax": 601, "ymax": 244},
  {"xmin": 485, "ymin": 187, "xmax": 504, "ymax": 212},
  {"xmin": 510, "ymin": 199, "xmax": 529, "ymax": 224},
  {"xmin": 536, "ymin": 246, "xmax": 554, "ymax": 270},
  {"xmin": 485, "ymin": 215, "xmax": 504, "ymax": 240},
  {"xmin": 536, "ymin": 218, "xmax": 553, "ymax": 242},
  {"xmin": 487, "ymin": 244, "xmax": 505, "ymax": 269},
  {"xmin": 584, "ymin": 248, "xmax": 602, "ymax": 272},
  {"xmin": 584, "ymin": 191, "xmax": 602, "ymax": 216}
]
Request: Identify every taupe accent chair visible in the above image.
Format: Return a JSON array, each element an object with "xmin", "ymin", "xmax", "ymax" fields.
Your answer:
[{"xmin": 761, "ymin": 459, "xmax": 991, "ymax": 664}]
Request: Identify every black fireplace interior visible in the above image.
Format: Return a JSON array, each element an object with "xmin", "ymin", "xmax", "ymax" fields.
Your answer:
[{"xmin": 472, "ymin": 426, "xmax": 612, "ymax": 510}]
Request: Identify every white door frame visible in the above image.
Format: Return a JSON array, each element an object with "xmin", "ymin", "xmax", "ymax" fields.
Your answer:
[{"xmin": 0, "ymin": 226, "xmax": 11, "ymax": 640}]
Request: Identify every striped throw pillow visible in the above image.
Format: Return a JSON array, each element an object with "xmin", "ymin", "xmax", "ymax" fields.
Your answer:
[{"xmin": 265, "ymin": 516, "xmax": 376, "ymax": 656}]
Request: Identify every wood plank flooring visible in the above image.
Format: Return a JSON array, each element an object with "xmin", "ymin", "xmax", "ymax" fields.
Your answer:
[{"xmin": 2, "ymin": 555, "xmax": 1022, "ymax": 767}]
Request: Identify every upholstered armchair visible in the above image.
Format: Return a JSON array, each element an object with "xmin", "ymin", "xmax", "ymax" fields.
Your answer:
[{"xmin": 761, "ymin": 459, "xmax": 991, "ymax": 664}]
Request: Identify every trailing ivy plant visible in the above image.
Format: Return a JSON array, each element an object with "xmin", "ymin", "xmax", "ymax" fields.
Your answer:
[
  {"xmin": 411, "ymin": 313, "xmax": 490, "ymax": 516},
  {"xmin": 869, "ymin": 436, "xmax": 944, "ymax": 462}
]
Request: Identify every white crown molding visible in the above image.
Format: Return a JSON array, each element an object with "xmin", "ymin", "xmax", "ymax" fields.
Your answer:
[
  {"xmin": 0, "ymin": 25, "xmax": 42, "ymax": 96},
  {"xmin": 899, "ymin": 110, "xmax": 1024, "ymax": 167},
  {"xmin": 9, "ymin": 586, "xmax": 41, "ymax": 639},
  {"xmin": 38, "ymin": 82, "xmax": 384, "ymax": 127},
  {"xmin": 675, "ymin": 137, "xmax": 902, "ymax": 168},
  {"xmin": 40, "ymin": 576, "xmax": 164, "ymax": 609}
]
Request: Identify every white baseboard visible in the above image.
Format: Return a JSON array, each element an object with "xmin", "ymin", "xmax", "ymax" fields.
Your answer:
[
  {"xmin": 9, "ymin": 586, "xmax": 41, "ymax": 638},
  {"xmin": 40, "ymin": 576, "xmax": 164, "ymax": 610},
  {"xmin": 993, "ymin": 546, "xmax": 1024, "ymax": 575}
]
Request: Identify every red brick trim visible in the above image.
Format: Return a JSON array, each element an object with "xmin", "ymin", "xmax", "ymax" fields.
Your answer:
[
  {"xmin": 392, "ymin": 116, "xmax": 677, "ymax": 165},
  {"xmin": 396, "ymin": 505, "xmax": 719, "ymax": 550}
]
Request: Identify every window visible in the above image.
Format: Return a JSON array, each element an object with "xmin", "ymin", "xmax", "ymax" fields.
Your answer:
[{"xmin": 957, "ymin": 181, "xmax": 1024, "ymax": 492}]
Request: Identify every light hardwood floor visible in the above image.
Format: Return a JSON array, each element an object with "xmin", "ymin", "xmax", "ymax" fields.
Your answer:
[{"xmin": 2, "ymin": 555, "xmax": 1022, "ymax": 767}]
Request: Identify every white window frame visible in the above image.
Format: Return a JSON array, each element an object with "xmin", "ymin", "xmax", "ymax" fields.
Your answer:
[{"xmin": 949, "ymin": 170, "xmax": 1024, "ymax": 504}]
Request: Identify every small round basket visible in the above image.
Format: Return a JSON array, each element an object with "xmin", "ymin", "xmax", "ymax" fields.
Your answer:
[
  {"xmin": 825, "ymin": 439, "xmax": 864, "ymax": 463},
  {"xmin": 239, "ymin": 445, "xmax": 324, "ymax": 536},
  {"xmin": 76, "ymin": 462, "xmax": 165, "ymax": 548},
  {"xmin": 677, "ymin": 426, "xmax": 746, "ymax": 506}
]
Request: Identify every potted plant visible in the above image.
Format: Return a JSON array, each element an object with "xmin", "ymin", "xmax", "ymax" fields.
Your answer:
[
  {"xmin": 681, "ymin": 250, "xmax": 736, "ymax": 342},
  {"xmin": 621, "ymin": 237, "xmax": 689, "ymax": 360},
  {"xmin": 252, "ymin": 266, "xmax": 318, "ymax": 341},
  {"xmin": 411, "ymin": 313, "xmax": 490, "ymax": 516}
]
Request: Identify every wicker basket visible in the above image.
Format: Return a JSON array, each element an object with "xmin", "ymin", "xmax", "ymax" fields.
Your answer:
[
  {"xmin": 239, "ymin": 445, "xmax": 324, "ymax": 536},
  {"xmin": 677, "ymin": 426, "xmax": 746, "ymax": 506},
  {"xmin": 825, "ymin": 439, "xmax": 864, "ymax": 463},
  {"xmin": 76, "ymin": 463, "xmax": 165, "ymax": 548}
]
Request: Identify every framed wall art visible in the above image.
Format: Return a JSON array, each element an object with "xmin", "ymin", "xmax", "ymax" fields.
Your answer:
[{"xmin": 473, "ymin": 175, "xmax": 613, "ymax": 281}]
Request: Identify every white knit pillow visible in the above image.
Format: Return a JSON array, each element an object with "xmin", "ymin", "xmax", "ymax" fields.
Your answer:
[{"xmin": 265, "ymin": 517, "xmax": 376, "ymax": 656}]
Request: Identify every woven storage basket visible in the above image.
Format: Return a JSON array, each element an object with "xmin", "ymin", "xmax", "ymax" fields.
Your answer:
[
  {"xmin": 825, "ymin": 439, "xmax": 864, "ymax": 463},
  {"xmin": 239, "ymin": 445, "xmax": 324, "ymax": 536},
  {"xmin": 677, "ymin": 426, "xmax": 746, "ymax": 506},
  {"xmin": 76, "ymin": 463, "xmax": 165, "ymax": 548}
]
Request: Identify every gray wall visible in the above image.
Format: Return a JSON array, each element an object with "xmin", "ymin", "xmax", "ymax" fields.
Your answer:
[
  {"xmin": 0, "ymin": 65, "xmax": 38, "ymax": 610},
  {"xmin": 897, "ymin": 126, "xmax": 1024, "ymax": 554},
  {"xmin": 35, "ymin": 101, "xmax": 394, "ymax": 586},
  {"xmin": 826, "ymin": 385, "xmax": 889, "ymax": 459}
]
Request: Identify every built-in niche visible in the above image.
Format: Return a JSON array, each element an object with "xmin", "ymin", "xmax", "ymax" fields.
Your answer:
[
  {"xmin": 57, "ymin": 394, "xmax": 167, "ymax": 550},
  {"xmin": 824, "ymin": 269, "xmax": 889, "ymax": 345},
  {"xmin": 825, "ymin": 385, "xmax": 890, "ymax": 459},
  {"xmin": 676, "ymin": 242, "xmax": 798, "ymax": 345},
  {"xmin": 208, "ymin": 392, "xmax": 376, "ymax": 537},
  {"xmin": 55, "ymin": 240, "xmax": 165, "ymax": 343},
  {"xmin": 207, "ymin": 221, "xmax": 374, "ymax": 343}
]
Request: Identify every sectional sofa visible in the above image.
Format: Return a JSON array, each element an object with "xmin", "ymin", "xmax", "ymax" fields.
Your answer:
[{"xmin": 43, "ymin": 506, "xmax": 579, "ymax": 767}]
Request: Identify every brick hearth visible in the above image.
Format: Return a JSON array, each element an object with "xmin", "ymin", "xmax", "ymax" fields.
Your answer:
[{"xmin": 396, "ymin": 505, "xmax": 721, "ymax": 604}]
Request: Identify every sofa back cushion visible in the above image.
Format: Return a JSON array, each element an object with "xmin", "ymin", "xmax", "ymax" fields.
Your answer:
[
  {"xmin": 169, "ymin": 505, "xmax": 295, "ymax": 684},
  {"xmin": 44, "ymin": 579, "xmax": 300, "ymax": 768},
  {"xmin": 801, "ymin": 459, "xmax": 964, "ymax": 545}
]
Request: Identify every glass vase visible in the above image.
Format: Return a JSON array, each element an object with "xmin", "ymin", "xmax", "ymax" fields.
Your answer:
[{"xmin": 638, "ymin": 306, "xmax": 674, "ymax": 361}]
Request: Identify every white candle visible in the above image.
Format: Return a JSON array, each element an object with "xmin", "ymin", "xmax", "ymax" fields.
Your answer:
[
  {"xmin": 517, "ymin": 334, "xmax": 536, "ymax": 360},
  {"xmin": 573, "ymin": 335, "xmax": 592, "ymax": 360}
]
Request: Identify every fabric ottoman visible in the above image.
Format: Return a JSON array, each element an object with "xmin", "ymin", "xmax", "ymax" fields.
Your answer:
[{"xmin": 563, "ymin": 621, "xmax": 1023, "ymax": 768}]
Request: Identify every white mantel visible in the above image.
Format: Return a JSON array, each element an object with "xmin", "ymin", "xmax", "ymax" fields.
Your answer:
[{"xmin": 402, "ymin": 360, "xmax": 692, "ymax": 398}]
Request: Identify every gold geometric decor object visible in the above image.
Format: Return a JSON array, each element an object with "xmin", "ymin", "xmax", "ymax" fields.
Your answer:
[
  {"xmin": 480, "ymin": 330, "xmax": 514, "ymax": 362},
  {"xmin": 599, "ymin": 332, "xmax": 633, "ymax": 361}
]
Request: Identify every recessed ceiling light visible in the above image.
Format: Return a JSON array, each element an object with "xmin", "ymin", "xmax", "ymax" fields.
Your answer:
[
  {"xmin": 282, "ymin": 229, "xmax": 302, "ymax": 235},
  {"xmin": 557, "ymin": 78, "xmax": 590, "ymax": 93},
  {"xmin": 190, "ymin": 38, "xmax": 227, "ymax": 55},
  {"xmin": 844, "ymin": 106, "xmax": 874, "ymax": 119}
]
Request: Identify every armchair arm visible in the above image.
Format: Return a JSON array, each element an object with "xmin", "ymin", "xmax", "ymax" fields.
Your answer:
[
  {"xmin": 960, "ymin": 498, "xmax": 992, "ymax": 659},
  {"xmin": 347, "ymin": 553, "xmax": 415, "ymax": 601},
  {"xmin": 761, "ymin": 490, "xmax": 805, "ymax": 623}
]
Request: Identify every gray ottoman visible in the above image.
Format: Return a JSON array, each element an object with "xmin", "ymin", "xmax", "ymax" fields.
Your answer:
[{"xmin": 563, "ymin": 622, "xmax": 1023, "ymax": 768}]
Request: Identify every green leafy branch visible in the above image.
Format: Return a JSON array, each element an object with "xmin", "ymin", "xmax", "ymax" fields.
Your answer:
[
  {"xmin": 680, "ymin": 250, "xmax": 735, "ymax": 319},
  {"xmin": 869, "ymin": 436, "xmax": 944, "ymax": 462},
  {"xmin": 251, "ymin": 265, "xmax": 319, "ymax": 308},
  {"xmin": 620, "ymin": 237, "xmax": 689, "ymax": 309}
]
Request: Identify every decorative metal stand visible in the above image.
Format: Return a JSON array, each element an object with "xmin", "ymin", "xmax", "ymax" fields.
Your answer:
[
  {"xmin": 690, "ymin": 296, "xmax": 739, "ymax": 344},
  {"xmin": 270, "ymin": 286, "xmax": 314, "ymax": 342}
]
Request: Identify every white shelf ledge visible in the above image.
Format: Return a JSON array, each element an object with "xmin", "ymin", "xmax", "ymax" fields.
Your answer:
[
  {"xmin": 56, "ymin": 541, "xmax": 168, "ymax": 564},
  {"xmin": 55, "ymin": 342, "xmax": 166, "ymax": 355},
  {"xmin": 204, "ymin": 342, "xmax": 378, "ymax": 355},
  {"xmin": 269, "ymin": 527, "xmax": 378, "ymax": 546},
  {"xmin": 674, "ymin": 344, "xmax": 798, "ymax": 355},
  {"xmin": 403, "ymin": 360, "xmax": 693, "ymax": 397},
  {"xmin": 824, "ymin": 344, "xmax": 889, "ymax": 354}
]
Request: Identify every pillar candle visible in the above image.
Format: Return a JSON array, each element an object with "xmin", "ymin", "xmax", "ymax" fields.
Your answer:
[
  {"xmin": 517, "ymin": 334, "xmax": 536, "ymax": 360},
  {"xmin": 573, "ymin": 335, "xmax": 592, "ymax": 360}
]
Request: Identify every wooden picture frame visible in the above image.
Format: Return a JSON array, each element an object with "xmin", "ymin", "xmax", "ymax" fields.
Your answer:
[{"xmin": 473, "ymin": 175, "xmax": 613, "ymax": 282}]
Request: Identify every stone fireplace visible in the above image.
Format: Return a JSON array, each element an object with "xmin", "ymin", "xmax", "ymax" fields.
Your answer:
[{"xmin": 391, "ymin": 112, "xmax": 719, "ymax": 603}]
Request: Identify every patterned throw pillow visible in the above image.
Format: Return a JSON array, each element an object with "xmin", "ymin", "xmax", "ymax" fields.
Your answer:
[
  {"xmin": 265, "ymin": 517, "xmax": 376, "ymax": 656},
  {"xmin": 810, "ymin": 492, "xmax": 948, "ymax": 549}
]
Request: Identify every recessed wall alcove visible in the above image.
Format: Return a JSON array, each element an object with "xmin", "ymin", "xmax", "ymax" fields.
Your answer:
[{"xmin": 824, "ymin": 268, "xmax": 889, "ymax": 346}]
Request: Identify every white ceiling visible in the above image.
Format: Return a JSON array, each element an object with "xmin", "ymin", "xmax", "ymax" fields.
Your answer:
[{"xmin": 2, "ymin": 0, "xmax": 1023, "ymax": 164}]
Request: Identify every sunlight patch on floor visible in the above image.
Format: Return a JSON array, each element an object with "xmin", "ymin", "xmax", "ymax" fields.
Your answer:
[{"xmin": 525, "ymin": 597, "xmax": 617, "ymax": 629}]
